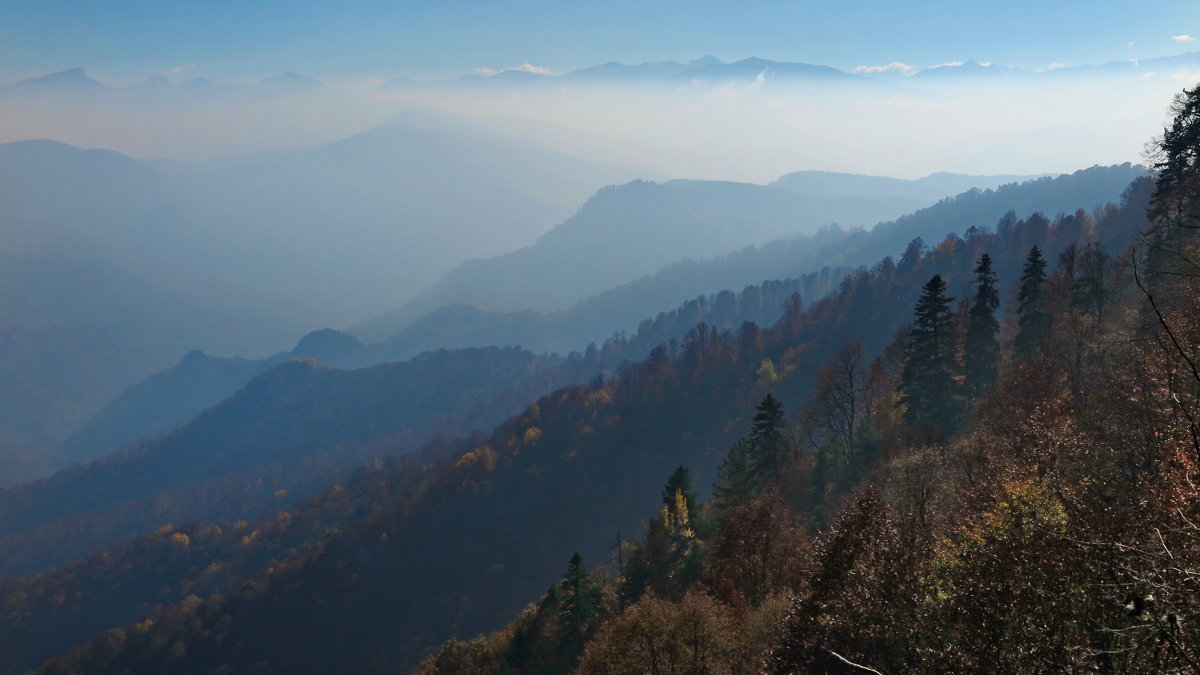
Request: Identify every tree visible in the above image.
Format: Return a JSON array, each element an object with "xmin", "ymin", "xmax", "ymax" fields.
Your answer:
[
  {"xmin": 1149, "ymin": 84, "xmax": 1200, "ymax": 224},
  {"xmin": 577, "ymin": 592, "xmax": 737, "ymax": 674},
  {"xmin": 704, "ymin": 490, "xmax": 804, "ymax": 606},
  {"xmin": 714, "ymin": 395, "xmax": 795, "ymax": 510},
  {"xmin": 899, "ymin": 274, "xmax": 959, "ymax": 437},
  {"xmin": 964, "ymin": 254, "xmax": 1000, "ymax": 399},
  {"xmin": 661, "ymin": 466, "xmax": 698, "ymax": 516},
  {"xmin": 782, "ymin": 292, "xmax": 805, "ymax": 333},
  {"xmin": 713, "ymin": 439, "xmax": 757, "ymax": 510},
  {"xmin": 1069, "ymin": 243, "xmax": 1113, "ymax": 319},
  {"xmin": 559, "ymin": 553, "xmax": 600, "ymax": 647},
  {"xmin": 1013, "ymin": 246, "xmax": 1050, "ymax": 360},
  {"xmin": 811, "ymin": 342, "xmax": 867, "ymax": 450},
  {"xmin": 748, "ymin": 394, "xmax": 793, "ymax": 480}
]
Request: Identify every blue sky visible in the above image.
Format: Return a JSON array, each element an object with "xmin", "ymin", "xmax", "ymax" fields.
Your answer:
[{"xmin": 1, "ymin": 0, "xmax": 1198, "ymax": 83}]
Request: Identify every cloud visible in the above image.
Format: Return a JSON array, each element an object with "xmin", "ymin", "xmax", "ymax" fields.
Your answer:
[
  {"xmin": 472, "ymin": 63, "xmax": 552, "ymax": 77},
  {"xmin": 1173, "ymin": 34, "xmax": 1196, "ymax": 43},
  {"xmin": 511, "ymin": 63, "xmax": 552, "ymax": 75},
  {"xmin": 930, "ymin": 61, "xmax": 965, "ymax": 69},
  {"xmin": 852, "ymin": 62, "xmax": 917, "ymax": 76},
  {"xmin": 1170, "ymin": 68, "xmax": 1200, "ymax": 82},
  {"xmin": 1045, "ymin": 62, "xmax": 1066, "ymax": 71},
  {"xmin": 168, "ymin": 64, "xmax": 196, "ymax": 78}
]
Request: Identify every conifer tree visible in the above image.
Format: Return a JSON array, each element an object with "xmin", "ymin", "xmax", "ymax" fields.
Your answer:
[
  {"xmin": 964, "ymin": 254, "xmax": 1000, "ymax": 398},
  {"xmin": 748, "ymin": 393, "xmax": 792, "ymax": 480},
  {"xmin": 1150, "ymin": 84, "xmax": 1200, "ymax": 222},
  {"xmin": 713, "ymin": 439, "xmax": 756, "ymax": 509},
  {"xmin": 558, "ymin": 553, "xmax": 599, "ymax": 645},
  {"xmin": 712, "ymin": 396, "xmax": 794, "ymax": 510},
  {"xmin": 1014, "ymin": 246, "xmax": 1050, "ymax": 360},
  {"xmin": 661, "ymin": 465, "xmax": 698, "ymax": 516},
  {"xmin": 900, "ymin": 274, "xmax": 959, "ymax": 436}
]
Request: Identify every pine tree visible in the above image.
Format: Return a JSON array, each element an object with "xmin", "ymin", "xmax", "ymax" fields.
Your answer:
[
  {"xmin": 1150, "ymin": 84, "xmax": 1200, "ymax": 221},
  {"xmin": 1014, "ymin": 246, "xmax": 1050, "ymax": 360},
  {"xmin": 558, "ymin": 553, "xmax": 599, "ymax": 645},
  {"xmin": 748, "ymin": 393, "xmax": 792, "ymax": 480},
  {"xmin": 713, "ymin": 439, "xmax": 756, "ymax": 509},
  {"xmin": 713, "ymin": 396, "xmax": 794, "ymax": 510},
  {"xmin": 661, "ymin": 465, "xmax": 698, "ymax": 516},
  {"xmin": 964, "ymin": 254, "xmax": 1000, "ymax": 399},
  {"xmin": 899, "ymin": 274, "xmax": 959, "ymax": 437}
]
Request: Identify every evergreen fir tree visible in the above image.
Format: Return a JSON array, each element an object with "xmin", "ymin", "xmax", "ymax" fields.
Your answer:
[
  {"xmin": 899, "ymin": 274, "xmax": 959, "ymax": 436},
  {"xmin": 748, "ymin": 393, "xmax": 792, "ymax": 480},
  {"xmin": 558, "ymin": 553, "xmax": 598, "ymax": 645},
  {"xmin": 964, "ymin": 253, "xmax": 1000, "ymax": 399},
  {"xmin": 661, "ymin": 465, "xmax": 698, "ymax": 516},
  {"xmin": 1014, "ymin": 246, "xmax": 1050, "ymax": 360},
  {"xmin": 713, "ymin": 439, "xmax": 756, "ymax": 509}
]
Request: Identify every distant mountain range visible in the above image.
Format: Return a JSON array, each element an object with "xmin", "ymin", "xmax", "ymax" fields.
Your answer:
[
  {"xmin": 0, "ymin": 117, "xmax": 652, "ymax": 484},
  {"xmin": 354, "ymin": 171, "xmax": 1038, "ymax": 338},
  {"xmin": 4, "ymin": 50, "xmax": 1198, "ymax": 94},
  {"xmin": 60, "ymin": 163, "xmax": 1144, "ymax": 484}
]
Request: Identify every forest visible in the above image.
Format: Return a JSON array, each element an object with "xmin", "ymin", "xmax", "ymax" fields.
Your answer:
[{"xmin": 0, "ymin": 81, "xmax": 1184, "ymax": 671}]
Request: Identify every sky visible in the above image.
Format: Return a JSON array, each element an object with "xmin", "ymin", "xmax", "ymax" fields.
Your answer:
[{"xmin": 1, "ymin": 0, "xmax": 1199, "ymax": 84}]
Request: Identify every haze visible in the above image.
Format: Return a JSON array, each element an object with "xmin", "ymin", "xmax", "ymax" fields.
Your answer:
[{"xmin": 0, "ymin": 65, "xmax": 1193, "ymax": 182}]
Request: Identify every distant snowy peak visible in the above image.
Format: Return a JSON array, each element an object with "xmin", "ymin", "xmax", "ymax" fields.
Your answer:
[{"xmin": 912, "ymin": 60, "xmax": 1016, "ymax": 79}]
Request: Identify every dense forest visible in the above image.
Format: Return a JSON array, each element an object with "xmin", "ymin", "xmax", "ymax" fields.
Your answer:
[
  {"xmin": 0, "ymin": 275, "xmax": 822, "ymax": 584},
  {"xmin": 401, "ymin": 89, "xmax": 1200, "ymax": 674},
  {"xmin": 0, "ymin": 85, "xmax": 1173, "ymax": 671}
]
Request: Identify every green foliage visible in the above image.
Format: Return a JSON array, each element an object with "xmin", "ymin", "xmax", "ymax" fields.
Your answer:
[
  {"xmin": 748, "ymin": 393, "xmax": 793, "ymax": 478},
  {"xmin": 713, "ymin": 394, "xmax": 796, "ymax": 511},
  {"xmin": 712, "ymin": 439, "xmax": 757, "ymax": 510},
  {"xmin": 558, "ymin": 553, "xmax": 600, "ymax": 648},
  {"xmin": 1150, "ymin": 84, "xmax": 1200, "ymax": 220},
  {"xmin": 899, "ymin": 274, "xmax": 960, "ymax": 437},
  {"xmin": 1013, "ymin": 245, "xmax": 1049, "ymax": 360},
  {"xmin": 964, "ymin": 253, "xmax": 1000, "ymax": 398}
]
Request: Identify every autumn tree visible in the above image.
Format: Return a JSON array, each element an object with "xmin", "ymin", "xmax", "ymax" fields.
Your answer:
[
  {"xmin": 577, "ymin": 592, "xmax": 737, "ymax": 674},
  {"xmin": 623, "ymin": 472, "xmax": 703, "ymax": 602},
  {"xmin": 800, "ymin": 343, "xmax": 869, "ymax": 505},
  {"xmin": 771, "ymin": 489, "xmax": 922, "ymax": 674},
  {"xmin": 704, "ymin": 490, "xmax": 804, "ymax": 607}
]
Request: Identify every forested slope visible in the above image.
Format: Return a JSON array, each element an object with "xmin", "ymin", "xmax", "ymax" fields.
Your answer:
[{"xmin": 15, "ymin": 172, "xmax": 1154, "ymax": 673}]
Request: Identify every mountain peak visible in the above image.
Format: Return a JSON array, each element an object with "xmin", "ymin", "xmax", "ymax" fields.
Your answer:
[{"xmin": 6, "ymin": 67, "xmax": 105, "ymax": 91}]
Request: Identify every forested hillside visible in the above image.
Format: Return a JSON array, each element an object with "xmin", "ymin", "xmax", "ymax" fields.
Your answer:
[
  {"xmin": 7, "ymin": 147, "xmax": 1158, "ymax": 672},
  {"xmin": 71, "ymin": 164, "xmax": 1140, "ymax": 480},
  {"xmin": 362, "ymin": 165, "xmax": 1142, "ymax": 348},
  {"xmin": 0, "ymin": 276, "xmax": 818, "ymax": 587},
  {"xmin": 397, "ymin": 93, "xmax": 1200, "ymax": 674}
]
